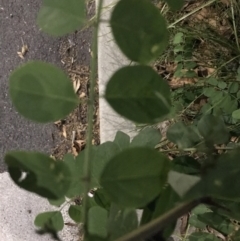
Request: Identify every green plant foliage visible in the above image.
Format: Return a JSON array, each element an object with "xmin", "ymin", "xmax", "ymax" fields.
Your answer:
[
  {"xmin": 166, "ymin": 122, "xmax": 201, "ymax": 148},
  {"xmin": 153, "ymin": 186, "xmax": 180, "ymax": 219},
  {"xmin": 189, "ymin": 204, "xmax": 212, "ymax": 229},
  {"xmin": 186, "ymin": 149, "xmax": 240, "ymax": 201},
  {"xmin": 37, "ymin": 0, "xmax": 86, "ymax": 36},
  {"xmin": 113, "ymin": 131, "xmax": 130, "ymax": 151},
  {"xmin": 232, "ymin": 109, "xmax": 240, "ymax": 120},
  {"xmin": 9, "ymin": 61, "xmax": 79, "ymax": 123},
  {"xmin": 170, "ymin": 156, "xmax": 201, "ymax": 175},
  {"xmin": 63, "ymin": 153, "xmax": 84, "ymax": 198},
  {"xmin": 168, "ymin": 171, "xmax": 200, "ymax": 197},
  {"xmin": 197, "ymin": 114, "xmax": 229, "ymax": 144},
  {"xmin": 228, "ymin": 82, "xmax": 239, "ymax": 93},
  {"xmin": 91, "ymin": 142, "xmax": 120, "ymax": 188},
  {"xmin": 197, "ymin": 212, "xmax": 235, "ymax": 235},
  {"xmin": 105, "ymin": 65, "xmax": 171, "ymax": 124},
  {"xmin": 5, "ymin": 151, "xmax": 70, "ymax": 199},
  {"xmin": 88, "ymin": 206, "xmax": 108, "ymax": 239},
  {"xmin": 68, "ymin": 205, "xmax": 82, "ymax": 223},
  {"xmin": 34, "ymin": 211, "xmax": 64, "ymax": 231},
  {"xmin": 48, "ymin": 196, "xmax": 65, "ymax": 207},
  {"xmin": 94, "ymin": 188, "xmax": 111, "ymax": 211},
  {"xmin": 110, "ymin": 0, "xmax": 168, "ymax": 64},
  {"xmin": 130, "ymin": 127, "xmax": 161, "ymax": 148},
  {"xmin": 108, "ymin": 204, "xmax": 138, "ymax": 240},
  {"xmin": 100, "ymin": 147, "xmax": 170, "ymax": 207}
]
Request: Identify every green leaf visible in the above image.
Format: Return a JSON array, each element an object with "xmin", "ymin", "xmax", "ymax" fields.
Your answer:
[
  {"xmin": 189, "ymin": 205, "xmax": 211, "ymax": 229},
  {"xmin": 173, "ymin": 32, "xmax": 184, "ymax": 45},
  {"xmin": 188, "ymin": 232, "xmax": 220, "ymax": 241},
  {"xmin": 163, "ymin": 0, "xmax": 184, "ymax": 10},
  {"xmin": 200, "ymin": 103, "xmax": 212, "ymax": 114},
  {"xmin": 228, "ymin": 82, "xmax": 239, "ymax": 93},
  {"xmin": 37, "ymin": 0, "xmax": 86, "ymax": 36},
  {"xmin": 207, "ymin": 77, "xmax": 218, "ymax": 86},
  {"xmin": 94, "ymin": 188, "xmax": 111, "ymax": 211},
  {"xmin": 34, "ymin": 211, "xmax": 64, "ymax": 231},
  {"xmin": 170, "ymin": 156, "xmax": 201, "ymax": 175},
  {"xmin": 130, "ymin": 127, "xmax": 161, "ymax": 148},
  {"xmin": 214, "ymin": 200, "xmax": 240, "ymax": 221},
  {"xmin": 203, "ymin": 87, "xmax": 216, "ymax": 97},
  {"xmin": 108, "ymin": 204, "xmax": 138, "ymax": 240},
  {"xmin": 173, "ymin": 45, "xmax": 184, "ymax": 53},
  {"xmin": 166, "ymin": 122, "xmax": 201, "ymax": 148},
  {"xmin": 113, "ymin": 131, "xmax": 130, "ymax": 151},
  {"xmin": 5, "ymin": 151, "xmax": 71, "ymax": 199},
  {"xmin": 88, "ymin": 206, "xmax": 108, "ymax": 238},
  {"xmin": 64, "ymin": 153, "xmax": 84, "ymax": 198},
  {"xmin": 198, "ymin": 212, "xmax": 235, "ymax": 235},
  {"xmin": 168, "ymin": 171, "xmax": 200, "ymax": 197},
  {"xmin": 48, "ymin": 196, "xmax": 65, "ymax": 207},
  {"xmin": 91, "ymin": 142, "xmax": 120, "ymax": 187},
  {"xmin": 237, "ymin": 90, "xmax": 240, "ymax": 99},
  {"xmin": 185, "ymin": 61, "xmax": 197, "ymax": 69},
  {"xmin": 197, "ymin": 114, "xmax": 229, "ymax": 144},
  {"xmin": 105, "ymin": 66, "xmax": 171, "ymax": 124},
  {"xmin": 100, "ymin": 147, "xmax": 170, "ymax": 208},
  {"xmin": 218, "ymin": 81, "xmax": 227, "ymax": 89},
  {"xmin": 186, "ymin": 149, "xmax": 240, "ymax": 201},
  {"xmin": 68, "ymin": 205, "xmax": 82, "ymax": 223},
  {"xmin": 232, "ymin": 109, "xmax": 240, "ymax": 120},
  {"xmin": 9, "ymin": 61, "xmax": 78, "ymax": 123},
  {"xmin": 152, "ymin": 186, "xmax": 180, "ymax": 219},
  {"xmin": 110, "ymin": 0, "xmax": 168, "ymax": 64},
  {"xmin": 209, "ymin": 91, "xmax": 223, "ymax": 105}
]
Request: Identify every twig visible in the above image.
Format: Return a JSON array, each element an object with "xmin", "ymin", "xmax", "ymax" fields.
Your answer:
[
  {"xmin": 168, "ymin": 0, "xmax": 217, "ymax": 29},
  {"xmin": 230, "ymin": 0, "xmax": 239, "ymax": 50}
]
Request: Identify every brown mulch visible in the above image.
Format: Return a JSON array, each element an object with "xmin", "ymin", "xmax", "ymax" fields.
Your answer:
[{"xmin": 51, "ymin": 37, "xmax": 100, "ymax": 160}]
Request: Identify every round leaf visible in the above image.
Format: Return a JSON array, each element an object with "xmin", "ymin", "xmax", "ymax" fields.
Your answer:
[
  {"xmin": 166, "ymin": 122, "xmax": 201, "ymax": 148},
  {"xmin": 110, "ymin": 0, "xmax": 168, "ymax": 64},
  {"xmin": 218, "ymin": 81, "xmax": 227, "ymax": 89},
  {"xmin": 100, "ymin": 147, "xmax": 170, "ymax": 208},
  {"xmin": 68, "ymin": 205, "xmax": 82, "ymax": 223},
  {"xmin": 197, "ymin": 115, "xmax": 229, "ymax": 144},
  {"xmin": 88, "ymin": 206, "xmax": 108, "ymax": 238},
  {"xmin": 9, "ymin": 61, "xmax": 79, "ymax": 123},
  {"xmin": 105, "ymin": 66, "xmax": 171, "ymax": 124},
  {"xmin": 37, "ymin": 0, "xmax": 86, "ymax": 36},
  {"xmin": 34, "ymin": 211, "xmax": 64, "ymax": 231},
  {"xmin": 5, "ymin": 151, "xmax": 71, "ymax": 199},
  {"xmin": 228, "ymin": 82, "xmax": 239, "ymax": 94},
  {"xmin": 232, "ymin": 109, "xmax": 240, "ymax": 120}
]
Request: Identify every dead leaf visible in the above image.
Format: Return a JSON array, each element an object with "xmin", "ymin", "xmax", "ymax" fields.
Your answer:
[
  {"xmin": 17, "ymin": 44, "xmax": 28, "ymax": 59},
  {"xmin": 62, "ymin": 125, "xmax": 67, "ymax": 138},
  {"xmin": 73, "ymin": 79, "xmax": 81, "ymax": 93}
]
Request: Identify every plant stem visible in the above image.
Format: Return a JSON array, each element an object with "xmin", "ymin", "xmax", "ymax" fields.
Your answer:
[
  {"xmin": 115, "ymin": 198, "xmax": 206, "ymax": 241},
  {"xmin": 82, "ymin": 0, "xmax": 104, "ymax": 234}
]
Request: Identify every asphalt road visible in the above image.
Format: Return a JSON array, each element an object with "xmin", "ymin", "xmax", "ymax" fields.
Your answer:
[{"xmin": 0, "ymin": 0, "xmax": 91, "ymax": 172}]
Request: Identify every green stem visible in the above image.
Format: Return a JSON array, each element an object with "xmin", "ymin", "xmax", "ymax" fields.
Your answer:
[
  {"xmin": 115, "ymin": 198, "xmax": 206, "ymax": 241},
  {"xmin": 82, "ymin": 0, "xmax": 104, "ymax": 234}
]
